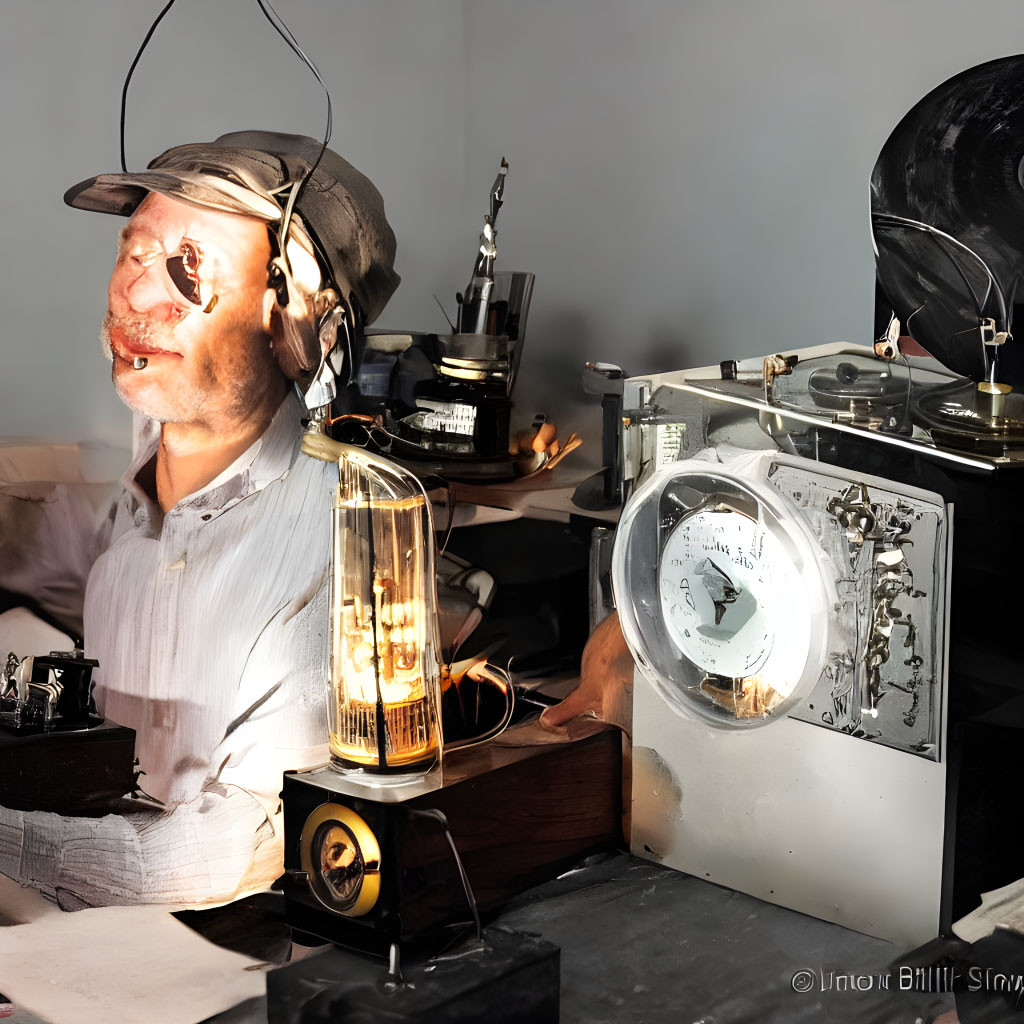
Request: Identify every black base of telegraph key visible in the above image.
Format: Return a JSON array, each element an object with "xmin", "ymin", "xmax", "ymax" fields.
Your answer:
[
  {"xmin": 0, "ymin": 718, "xmax": 136, "ymax": 814},
  {"xmin": 266, "ymin": 926, "xmax": 560, "ymax": 1024}
]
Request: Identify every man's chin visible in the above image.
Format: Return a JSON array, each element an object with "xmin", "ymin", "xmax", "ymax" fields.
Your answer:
[{"xmin": 111, "ymin": 360, "xmax": 178, "ymax": 423}]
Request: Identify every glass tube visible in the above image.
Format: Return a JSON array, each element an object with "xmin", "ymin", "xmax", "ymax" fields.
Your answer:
[{"xmin": 328, "ymin": 448, "xmax": 443, "ymax": 774}]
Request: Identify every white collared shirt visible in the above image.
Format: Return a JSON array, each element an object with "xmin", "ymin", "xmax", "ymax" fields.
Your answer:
[
  {"xmin": 0, "ymin": 393, "xmax": 339, "ymax": 906},
  {"xmin": 88, "ymin": 393, "xmax": 334, "ymax": 815}
]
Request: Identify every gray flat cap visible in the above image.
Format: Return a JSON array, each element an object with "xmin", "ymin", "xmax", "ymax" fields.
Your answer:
[{"xmin": 64, "ymin": 130, "xmax": 400, "ymax": 324}]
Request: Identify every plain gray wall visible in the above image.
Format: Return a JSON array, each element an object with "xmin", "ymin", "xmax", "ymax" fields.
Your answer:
[{"xmin": 1, "ymin": 1, "xmax": 1022, "ymax": 450}]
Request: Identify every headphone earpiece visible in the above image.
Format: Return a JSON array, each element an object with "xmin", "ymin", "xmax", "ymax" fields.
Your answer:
[
  {"xmin": 318, "ymin": 299, "xmax": 351, "ymax": 381},
  {"xmin": 267, "ymin": 252, "xmax": 321, "ymax": 381},
  {"xmin": 266, "ymin": 255, "xmax": 292, "ymax": 309},
  {"xmin": 266, "ymin": 230, "xmax": 359, "ymax": 389}
]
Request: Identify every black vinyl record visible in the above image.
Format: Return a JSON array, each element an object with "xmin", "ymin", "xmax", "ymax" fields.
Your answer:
[{"xmin": 871, "ymin": 55, "xmax": 1024, "ymax": 385}]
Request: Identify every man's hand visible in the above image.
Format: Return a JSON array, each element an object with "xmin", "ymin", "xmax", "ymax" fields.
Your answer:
[{"xmin": 540, "ymin": 611, "xmax": 634, "ymax": 738}]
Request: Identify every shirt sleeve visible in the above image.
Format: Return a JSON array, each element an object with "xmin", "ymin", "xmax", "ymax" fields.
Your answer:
[
  {"xmin": 0, "ymin": 562, "xmax": 333, "ymax": 910},
  {"xmin": 206, "ymin": 563, "xmax": 332, "ymax": 822},
  {"xmin": 0, "ymin": 784, "xmax": 279, "ymax": 909}
]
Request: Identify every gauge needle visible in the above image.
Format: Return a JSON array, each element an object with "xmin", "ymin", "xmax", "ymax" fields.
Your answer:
[{"xmin": 697, "ymin": 558, "xmax": 741, "ymax": 625}]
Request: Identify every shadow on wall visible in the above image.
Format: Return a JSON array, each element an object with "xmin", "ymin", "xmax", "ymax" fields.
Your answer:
[
  {"xmin": 513, "ymin": 308, "xmax": 599, "ymax": 467},
  {"xmin": 639, "ymin": 324, "xmax": 703, "ymax": 378},
  {"xmin": 510, "ymin": 311, "xmax": 702, "ymax": 475}
]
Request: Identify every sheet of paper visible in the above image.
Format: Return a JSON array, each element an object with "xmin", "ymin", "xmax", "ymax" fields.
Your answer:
[
  {"xmin": 953, "ymin": 876, "xmax": 1024, "ymax": 944},
  {"xmin": 0, "ymin": 874, "xmax": 59, "ymax": 926},
  {"xmin": 0, "ymin": 900, "xmax": 265, "ymax": 1024}
]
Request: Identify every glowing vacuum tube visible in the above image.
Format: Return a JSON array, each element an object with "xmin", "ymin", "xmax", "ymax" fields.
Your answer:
[{"xmin": 328, "ymin": 448, "xmax": 443, "ymax": 775}]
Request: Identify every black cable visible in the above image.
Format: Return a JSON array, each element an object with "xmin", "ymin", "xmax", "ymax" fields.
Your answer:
[
  {"xmin": 898, "ymin": 351, "xmax": 913, "ymax": 432},
  {"xmin": 124, "ymin": 0, "xmax": 332, "ymax": 251},
  {"xmin": 1005, "ymin": 270, "xmax": 1022, "ymax": 335},
  {"xmin": 438, "ymin": 481, "xmax": 457, "ymax": 558},
  {"xmin": 408, "ymin": 808, "xmax": 482, "ymax": 941},
  {"xmin": 121, "ymin": 0, "xmax": 332, "ymax": 205},
  {"xmin": 254, "ymin": 0, "xmax": 332, "ymax": 252},
  {"xmin": 120, "ymin": 0, "xmax": 179, "ymax": 173},
  {"xmin": 874, "ymin": 213, "xmax": 1007, "ymax": 330},
  {"xmin": 364, "ymin": 494, "xmax": 389, "ymax": 770}
]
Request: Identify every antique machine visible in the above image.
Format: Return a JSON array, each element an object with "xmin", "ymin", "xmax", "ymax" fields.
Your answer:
[
  {"xmin": 612, "ymin": 55, "xmax": 1024, "ymax": 947},
  {"xmin": 2, "ymin": 649, "xmax": 101, "ymax": 732},
  {"xmin": 0, "ymin": 645, "xmax": 136, "ymax": 814},
  {"xmin": 347, "ymin": 161, "xmax": 536, "ymax": 478},
  {"xmin": 280, "ymin": 437, "xmax": 620, "ymax": 955},
  {"xmin": 264, "ymin": 118, "xmax": 618, "ymax": 952}
]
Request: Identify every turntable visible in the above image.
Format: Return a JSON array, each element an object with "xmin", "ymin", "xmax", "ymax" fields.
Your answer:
[{"xmin": 612, "ymin": 55, "xmax": 1024, "ymax": 946}]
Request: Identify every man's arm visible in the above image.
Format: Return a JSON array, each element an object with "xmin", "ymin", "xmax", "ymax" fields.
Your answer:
[
  {"xmin": 0, "ymin": 560, "xmax": 332, "ymax": 910},
  {"xmin": 0, "ymin": 784, "xmax": 277, "ymax": 909}
]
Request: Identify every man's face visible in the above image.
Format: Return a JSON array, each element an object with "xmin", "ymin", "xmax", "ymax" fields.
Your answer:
[{"xmin": 102, "ymin": 191, "xmax": 283, "ymax": 429}]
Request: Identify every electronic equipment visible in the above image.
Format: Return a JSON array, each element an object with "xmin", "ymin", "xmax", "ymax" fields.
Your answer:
[
  {"xmin": 279, "ymin": 728, "xmax": 620, "ymax": 953},
  {"xmin": 280, "ymin": 437, "xmax": 621, "ymax": 952},
  {"xmin": 346, "ymin": 162, "xmax": 536, "ymax": 479},
  {"xmin": 0, "ymin": 645, "xmax": 136, "ymax": 814},
  {"xmin": 355, "ymin": 275, "xmax": 533, "ymax": 469},
  {"xmin": 2, "ymin": 648, "xmax": 100, "ymax": 731},
  {"xmin": 613, "ymin": 55, "xmax": 1024, "ymax": 947}
]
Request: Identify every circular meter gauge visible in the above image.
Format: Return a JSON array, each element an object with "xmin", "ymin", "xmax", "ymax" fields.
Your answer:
[
  {"xmin": 613, "ymin": 456, "xmax": 836, "ymax": 728},
  {"xmin": 659, "ymin": 503, "xmax": 805, "ymax": 680}
]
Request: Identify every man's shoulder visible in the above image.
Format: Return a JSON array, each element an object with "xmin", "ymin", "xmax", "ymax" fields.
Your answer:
[{"xmin": 278, "ymin": 441, "xmax": 343, "ymax": 502}]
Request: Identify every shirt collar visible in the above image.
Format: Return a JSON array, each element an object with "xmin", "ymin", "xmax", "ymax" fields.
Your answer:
[{"xmin": 122, "ymin": 391, "xmax": 304, "ymax": 521}]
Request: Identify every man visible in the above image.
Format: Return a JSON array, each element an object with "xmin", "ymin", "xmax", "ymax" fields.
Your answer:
[{"xmin": 0, "ymin": 131, "xmax": 399, "ymax": 908}]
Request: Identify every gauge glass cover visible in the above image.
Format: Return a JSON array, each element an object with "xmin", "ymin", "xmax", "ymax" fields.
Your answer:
[{"xmin": 614, "ymin": 456, "xmax": 835, "ymax": 728}]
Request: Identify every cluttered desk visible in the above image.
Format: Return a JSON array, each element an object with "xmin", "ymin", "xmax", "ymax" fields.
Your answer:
[{"xmin": 5, "ymin": 26, "xmax": 1024, "ymax": 1024}]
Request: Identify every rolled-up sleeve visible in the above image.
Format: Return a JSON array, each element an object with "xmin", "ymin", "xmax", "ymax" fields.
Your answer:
[{"xmin": 0, "ymin": 784, "xmax": 278, "ymax": 909}]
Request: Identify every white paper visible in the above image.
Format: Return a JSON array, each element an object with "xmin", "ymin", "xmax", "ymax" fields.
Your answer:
[
  {"xmin": 0, "ymin": 893, "xmax": 265, "ymax": 1024},
  {"xmin": 0, "ymin": 874, "xmax": 58, "ymax": 927},
  {"xmin": 953, "ymin": 875, "xmax": 1024, "ymax": 944}
]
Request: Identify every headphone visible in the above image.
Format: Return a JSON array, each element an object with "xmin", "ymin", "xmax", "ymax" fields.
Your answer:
[
  {"xmin": 120, "ymin": 0, "xmax": 344, "ymax": 408},
  {"xmin": 265, "ymin": 222, "xmax": 357, "ymax": 406}
]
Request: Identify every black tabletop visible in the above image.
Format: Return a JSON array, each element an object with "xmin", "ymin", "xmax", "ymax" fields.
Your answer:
[{"xmin": 197, "ymin": 852, "xmax": 961, "ymax": 1023}]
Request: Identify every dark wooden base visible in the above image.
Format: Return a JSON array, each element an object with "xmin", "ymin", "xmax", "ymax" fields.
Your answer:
[
  {"xmin": 0, "ymin": 719, "xmax": 136, "ymax": 814},
  {"xmin": 281, "ymin": 726, "xmax": 623, "ymax": 948}
]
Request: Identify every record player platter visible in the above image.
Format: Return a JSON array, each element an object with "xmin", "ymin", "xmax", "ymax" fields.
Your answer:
[
  {"xmin": 912, "ymin": 380, "xmax": 1024, "ymax": 454},
  {"xmin": 757, "ymin": 349, "xmax": 1024, "ymax": 461},
  {"xmin": 800, "ymin": 354, "xmax": 1024, "ymax": 456}
]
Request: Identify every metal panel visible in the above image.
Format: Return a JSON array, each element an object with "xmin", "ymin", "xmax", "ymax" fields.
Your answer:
[{"xmin": 632, "ymin": 670, "xmax": 947, "ymax": 946}]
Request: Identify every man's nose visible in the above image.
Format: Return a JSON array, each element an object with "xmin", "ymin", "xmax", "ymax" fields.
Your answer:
[{"xmin": 121, "ymin": 264, "xmax": 186, "ymax": 322}]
